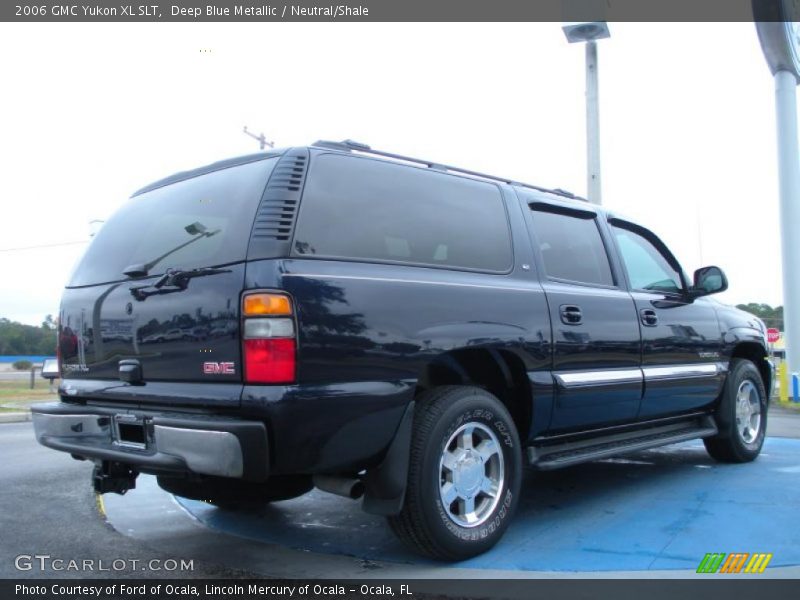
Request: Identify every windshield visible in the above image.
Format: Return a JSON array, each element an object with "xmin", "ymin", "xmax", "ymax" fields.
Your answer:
[{"xmin": 68, "ymin": 157, "xmax": 278, "ymax": 287}]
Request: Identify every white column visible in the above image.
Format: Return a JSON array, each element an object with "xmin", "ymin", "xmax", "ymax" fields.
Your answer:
[
  {"xmin": 775, "ymin": 69, "xmax": 800, "ymax": 376},
  {"xmin": 586, "ymin": 40, "xmax": 602, "ymax": 205}
]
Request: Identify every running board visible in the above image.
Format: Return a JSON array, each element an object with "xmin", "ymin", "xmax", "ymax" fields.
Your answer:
[{"xmin": 527, "ymin": 416, "xmax": 718, "ymax": 470}]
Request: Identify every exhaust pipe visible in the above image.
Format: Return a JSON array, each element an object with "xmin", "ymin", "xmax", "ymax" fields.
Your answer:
[{"xmin": 313, "ymin": 474, "xmax": 365, "ymax": 499}]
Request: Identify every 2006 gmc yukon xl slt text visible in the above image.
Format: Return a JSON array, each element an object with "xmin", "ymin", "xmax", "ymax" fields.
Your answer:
[{"xmin": 32, "ymin": 140, "xmax": 773, "ymax": 560}]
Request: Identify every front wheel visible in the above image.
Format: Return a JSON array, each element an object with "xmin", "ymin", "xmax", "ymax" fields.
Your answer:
[
  {"xmin": 704, "ymin": 358, "xmax": 767, "ymax": 463},
  {"xmin": 388, "ymin": 386, "xmax": 522, "ymax": 561}
]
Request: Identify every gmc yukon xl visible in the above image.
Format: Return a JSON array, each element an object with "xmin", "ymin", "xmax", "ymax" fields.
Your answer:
[{"xmin": 32, "ymin": 140, "xmax": 772, "ymax": 560}]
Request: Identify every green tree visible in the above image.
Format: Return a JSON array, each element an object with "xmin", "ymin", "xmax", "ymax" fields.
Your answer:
[
  {"xmin": 0, "ymin": 317, "xmax": 57, "ymax": 356},
  {"xmin": 735, "ymin": 303, "xmax": 784, "ymax": 330}
]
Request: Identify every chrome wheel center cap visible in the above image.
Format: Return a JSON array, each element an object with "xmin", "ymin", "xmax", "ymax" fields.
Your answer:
[
  {"xmin": 738, "ymin": 398, "xmax": 750, "ymax": 420},
  {"xmin": 453, "ymin": 451, "xmax": 483, "ymax": 497}
]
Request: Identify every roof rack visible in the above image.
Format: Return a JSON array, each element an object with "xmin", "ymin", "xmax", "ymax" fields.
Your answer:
[{"xmin": 311, "ymin": 139, "xmax": 586, "ymax": 202}]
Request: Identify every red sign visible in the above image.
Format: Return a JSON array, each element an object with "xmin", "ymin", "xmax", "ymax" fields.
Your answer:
[{"xmin": 767, "ymin": 328, "xmax": 781, "ymax": 344}]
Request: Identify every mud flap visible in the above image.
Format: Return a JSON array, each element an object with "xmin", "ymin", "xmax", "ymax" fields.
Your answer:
[{"xmin": 362, "ymin": 401, "xmax": 414, "ymax": 516}]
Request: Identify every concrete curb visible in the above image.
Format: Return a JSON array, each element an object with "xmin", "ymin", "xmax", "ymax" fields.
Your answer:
[{"xmin": 0, "ymin": 412, "xmax": 32, "ymax": 424}]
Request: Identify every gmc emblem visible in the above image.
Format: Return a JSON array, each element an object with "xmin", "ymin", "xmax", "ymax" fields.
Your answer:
[{"xmin": 203, "ymin": 361, "xmax": 235, "ymax": 375}]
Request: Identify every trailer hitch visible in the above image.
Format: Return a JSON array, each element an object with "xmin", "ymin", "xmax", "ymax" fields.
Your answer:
[{"xmin": 93, "ymin": 461, "xmax": 138, "ymax": 495}]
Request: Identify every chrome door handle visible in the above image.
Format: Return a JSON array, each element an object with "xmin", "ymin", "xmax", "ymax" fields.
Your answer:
[
  {"xmin": 640, "ymin": 308, "xmax": 658, "ymax": 327},
  {"xmin": 560, "ymin": 305, "xmax": 583, "ymax": 325}
]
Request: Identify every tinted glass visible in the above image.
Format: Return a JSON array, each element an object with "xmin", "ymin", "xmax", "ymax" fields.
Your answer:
[
  {"xmin": 68, "ymin": 158, "xmax": 278, "ymax": 287},
  {"xmin": 530, "ymin": 208, "xmax": 614, "ymax": 286},
  {"xmin": 292, "ymin": 154, "xmax": 512, "ymax": 272},
  {"xmin": 612, "ymin": 225, "xmax": 683, "ymax": 292}
]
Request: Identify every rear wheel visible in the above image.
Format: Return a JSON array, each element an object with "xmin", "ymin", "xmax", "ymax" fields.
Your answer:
[
  {"xmin": 157, "ymin": 474, "xmax": 313, "ymax": 509},
  {"xmin": 704, "ymin": 358, "xmax": 767, "ymax": 463},
  {"xmin": 388, "ymin": 386, "xmax": 522, "ymax": 561}
]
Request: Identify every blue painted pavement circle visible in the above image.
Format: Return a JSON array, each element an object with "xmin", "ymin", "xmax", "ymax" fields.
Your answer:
[{"xmin": 175, "ymin": 438, "xmax": 800, "ymax": 572}]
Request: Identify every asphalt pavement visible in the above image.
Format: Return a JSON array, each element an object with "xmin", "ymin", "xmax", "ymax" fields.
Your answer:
[
  {"xmin": 1, "ymin": 407, "xmax": 798, "ymax": 581},
  {"xmin": 0, "ymin": 421, "xmax": 254, "ymax": 579},
  {"xmin": 768, "ymin": 402, "xmax": 800, "ymax": 437}
]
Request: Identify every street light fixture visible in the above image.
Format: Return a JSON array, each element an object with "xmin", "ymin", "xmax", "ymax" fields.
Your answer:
[
  {"xmin": 563, "ymin": 21, "xmax": 610, "ymax": 206},
  {"xmin": 562, "ymin": 21, "xmax": 610, "ymax": 44}
]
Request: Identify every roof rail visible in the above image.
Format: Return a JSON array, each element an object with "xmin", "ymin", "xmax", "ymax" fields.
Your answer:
[{"xmin": 311, "ymin": 139, "xmax": 585, "ymax": 202}]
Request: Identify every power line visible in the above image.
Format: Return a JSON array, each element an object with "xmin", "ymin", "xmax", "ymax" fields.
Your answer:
[{"xmin": 0, "ymin": 240, "xmax": 88, "ymax": 253}]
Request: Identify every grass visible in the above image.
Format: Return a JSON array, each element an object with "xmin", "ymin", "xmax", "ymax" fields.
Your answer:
[{"xmin": 0, "ymin": 380, "xmax": 58, "ymax": 408}]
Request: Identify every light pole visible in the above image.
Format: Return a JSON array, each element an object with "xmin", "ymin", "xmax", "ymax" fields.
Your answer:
[
  {"xmin": 563, "ymin": 21, "xmax": 610, "ymax": 205},
  {"xmin": 755, "ymin": 5, "xmax": 800, "ymax": 383}
]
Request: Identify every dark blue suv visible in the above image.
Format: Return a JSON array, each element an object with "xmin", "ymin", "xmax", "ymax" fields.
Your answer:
[{"xmin": 32, "ymin": 140, "xmax": 772, "ymax": 560}]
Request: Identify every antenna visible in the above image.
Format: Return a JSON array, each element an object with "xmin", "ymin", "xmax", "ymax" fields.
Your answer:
[{"xmin": 242, "ymin": 126, "xmax": 274, "ymax": 150}]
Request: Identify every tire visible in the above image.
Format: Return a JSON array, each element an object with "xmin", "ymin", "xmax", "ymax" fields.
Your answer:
[
  {"xmin": 387, "ymin": 385, "xmax": 522, "ymax": 561},
  {"xmin": 704, "ymin": 358, "xmax": 768, "ymax": 463},
  {"xmin": 157, "ymin": 474, "xmax": 313, "ymax": 509}
]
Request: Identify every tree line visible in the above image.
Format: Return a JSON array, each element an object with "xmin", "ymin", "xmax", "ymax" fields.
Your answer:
[
  {"xmin": 735, "ymin": 304, "xmax": 783, "ymax": 330},
  {"xmin": 0, "ymin": 316, "xmax": 57, "ymax": 355}
]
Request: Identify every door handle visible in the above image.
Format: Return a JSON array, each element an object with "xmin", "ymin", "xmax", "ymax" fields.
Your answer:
[
  {"xmin": 560, "ymin": 305, "xmax": 583, "ymax": 325},
  {"xmin": 640, "ymin": 308, "xmax": 659, "ymax": 327}
]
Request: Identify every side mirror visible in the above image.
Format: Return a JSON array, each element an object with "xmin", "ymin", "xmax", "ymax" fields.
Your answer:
[
  {"xmin": 41, "ymin": 358, "xmax": 59, "ymax": 381},
  {"xmin": 690, "ymin": 266, "xmax": 728, "ymax": 298}
]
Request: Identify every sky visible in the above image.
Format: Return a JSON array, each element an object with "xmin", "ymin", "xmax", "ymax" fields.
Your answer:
[{"xmin": 0, "ymin": 22, "xmax": 787, "ymax": 326}]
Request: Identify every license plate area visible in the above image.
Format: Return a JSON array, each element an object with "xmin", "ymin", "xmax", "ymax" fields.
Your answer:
[{"xmin": 113, "ymin": 415, "xmax": 148, "ymax": 449}]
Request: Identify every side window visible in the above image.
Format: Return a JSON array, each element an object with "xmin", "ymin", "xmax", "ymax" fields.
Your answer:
[
  {"xmin": 529, "ymin": 207, "xmax": 614, "ymax": 286},
  {"xmin": 611, "ymin": 224, "xmax": 683, "ymax": 293},
  {"xmin": 292, "ymin": 154, "xmax": 512, "ymax": 272}
]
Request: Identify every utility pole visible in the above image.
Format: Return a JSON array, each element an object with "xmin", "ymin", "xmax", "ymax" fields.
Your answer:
[
  {"xmin": 773, "ymin": 69, "xmax": 800, "ymax": 380},
  {"xmin": 563, "ymin": 22, "xmax": 610, "ymax": 205},
  {"xmin": 755, "ymin": 3, "xmax": 800, "ymax": 386},
  {"xmin": 585, "ymin": 40, "xmax": 601, "ymax": 205},
  {"xmin": 243, "ymin": 126, "xmax": 274, "ymax": 151}
]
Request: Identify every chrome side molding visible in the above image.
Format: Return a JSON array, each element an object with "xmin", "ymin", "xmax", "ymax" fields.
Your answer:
[
  {"xmin": 555, "ymin": 363, "xmax": 724, "ymax": 389},
  {"xmin": 555, "ymin": 369, "xmax": 643, "ymax": 388},
  {"xmin": 642, "ymin": 363, "xmax": 722, "ymax": 381}
]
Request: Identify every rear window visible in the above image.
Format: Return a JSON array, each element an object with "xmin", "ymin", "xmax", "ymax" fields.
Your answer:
[
  {"xmin": 68, "ymin": 157, "xmax": 278, "ymax": 287},
  {"xmin": 291, "ymin": 154, "xmax": 512, "ymax": 272}
]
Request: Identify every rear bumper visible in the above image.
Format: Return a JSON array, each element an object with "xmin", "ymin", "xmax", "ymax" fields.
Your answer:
[{"xmin": 31, "ymin": 402, "xmax": 269, "ymax": 481}]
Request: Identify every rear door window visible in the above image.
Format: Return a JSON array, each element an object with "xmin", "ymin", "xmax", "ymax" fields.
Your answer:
[
  {"xmin": 529, "ymin": 207, "xmax": 614, "ymax": 286},
  {"xmin": 68, "ymin": 157, "xmax": 278, "ymax": 287},
  {"xmin": 292, "ymin": 154, "xmax": 512, "ymax": 272}
]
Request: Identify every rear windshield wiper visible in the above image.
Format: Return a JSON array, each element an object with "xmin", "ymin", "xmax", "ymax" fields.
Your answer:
[
  {"xmin": 123, "ymin": 222, "xmax": 221, "ymax": 279},
  {"xmin": 129, "ymin": 267, "xmax": 231, "ymax": 301}
]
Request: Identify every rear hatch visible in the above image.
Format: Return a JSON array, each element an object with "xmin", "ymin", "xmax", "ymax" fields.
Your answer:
[{"xmin": 58, "ymin": 154, "xmax": 281, "ymax": 408}]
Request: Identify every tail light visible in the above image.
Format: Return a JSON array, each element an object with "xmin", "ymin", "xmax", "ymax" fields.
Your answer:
[{"xmin": 242, "ymin": 292, "xmax": 296, "ymax": 384}]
